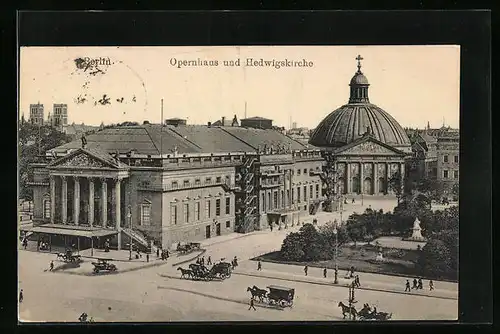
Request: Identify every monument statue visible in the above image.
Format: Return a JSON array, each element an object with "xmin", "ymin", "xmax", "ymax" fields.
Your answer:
[{"xmin": 408, "ymin": 217, "xmax": 426, "ymax": 241}]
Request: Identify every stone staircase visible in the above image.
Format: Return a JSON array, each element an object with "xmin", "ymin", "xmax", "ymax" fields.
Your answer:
[{"xmin": 122, "ymin": 228, "xmax": 158, "ymax": 254}]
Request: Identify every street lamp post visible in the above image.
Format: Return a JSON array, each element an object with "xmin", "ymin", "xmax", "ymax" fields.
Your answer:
[
  {"xmin": 333, "ymin": 223, "xmax": 338, "ymax": 284},
  {"xmin": 127, "ymin": 206, "xmax": 132, "ymax": 260}
]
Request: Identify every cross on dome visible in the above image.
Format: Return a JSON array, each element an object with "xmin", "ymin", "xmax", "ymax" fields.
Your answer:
[{"xmin": 356, "ymin": 55, "xmax": 364, "ymax": 72}]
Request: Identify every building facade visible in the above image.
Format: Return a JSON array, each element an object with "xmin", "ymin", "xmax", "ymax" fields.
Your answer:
[
  {"xmin": 29, "ymin": 103, "xmax": 44, "ymax": 125},
  {"xmin": 27, "ymin": 122, "xmax": 323, "ymax": 251},
  {"xmin": 309, "ymin": 56, "xmax": 412, "ymax": 208}
]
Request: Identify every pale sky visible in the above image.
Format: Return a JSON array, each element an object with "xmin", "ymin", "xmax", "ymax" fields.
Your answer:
[{"xmin": 19, "ymin": 45, "xmax": 460, "ymax": 129}]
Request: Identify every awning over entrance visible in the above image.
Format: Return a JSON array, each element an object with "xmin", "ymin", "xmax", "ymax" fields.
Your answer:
[{"xmin": 20, "ymin": 224, "xmax": 118, "ymax": 238}]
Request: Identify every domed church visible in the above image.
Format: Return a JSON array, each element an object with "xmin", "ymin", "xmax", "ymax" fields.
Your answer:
[{"xmin": 309, "ymin": 55, "xmax": 411, "ymax": 197}]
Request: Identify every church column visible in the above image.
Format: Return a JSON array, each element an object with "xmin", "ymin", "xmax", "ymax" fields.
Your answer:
[
  {"xmin": 61, "ymin": 176, "xmax": 67, "ymax": 224},
  {"xmin": 400, "ymin": 162, "xmax": 406, "ymax": 193},
  {"xmin": 49, "ymin": 175, "xmax": 55, "ymax": 224},
  {"xmin": 73, "ymin": 177, "xmax": 80, "ymax": 225},
  {"xmin": 373, "ymin": 162, "xmax": 379, "ymax": 194},
  {"xmin": 101, "ymin": 178, "xmax": 108, "ymax": 228},
  {"xmin": 359, "ymin": 162, "xmax": 364, "ymax": 194},
  {"xmin": 115, "ymin": 178, "xmax": 122, "ymax": 250},
  {"xmin": 346, "ymin": 163, "xmax": 351, "ymax": 194},
  {"xmin": 385, "ymin": 163, "xmax": 390, "ymax": 194},
  {"xmin": 88, "ymin": 178, "xmax": 95, "ymax": 227}
]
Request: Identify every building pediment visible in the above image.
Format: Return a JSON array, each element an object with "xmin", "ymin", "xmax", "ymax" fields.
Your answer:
[
  {"xmin": 48, "ymin": 148, "xmax": 124, "ymax": 169},
  {"xmin": 335, "ymin": 137, "xmax": 406, "ymax": 156}
]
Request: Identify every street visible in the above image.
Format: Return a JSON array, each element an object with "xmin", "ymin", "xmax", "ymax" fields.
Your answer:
[{"xmin": 18, "ymin": 198, "xmax": 458, "ymax": 322}]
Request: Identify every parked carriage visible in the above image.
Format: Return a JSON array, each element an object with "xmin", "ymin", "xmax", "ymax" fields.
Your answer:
[
  {"xmin": 177, "ymin": 242, "xmax": 201, "ymax": 255},
  {"xmin": 56, "ymin": 249, "xmax": 82, "ymax": 263},
  {"xmin": 91, "ymin": 258, "xmax": 117, "ymax": 274},
  {"xmin": 247, "ymin": 285, "xmax": 295, "ymax": 308}
]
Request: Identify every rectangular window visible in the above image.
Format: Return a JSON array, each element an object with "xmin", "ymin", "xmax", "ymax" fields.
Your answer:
[
  {"xmin": 205, "ymin": 200, "xmax": 211, "ymax": 218},
  {"xmin": 216, "ymin": 198, "xmax": 221, "ymax": 216},
  {"xmin": 454, "ymin": 155, "xmax": 459, "ymax": 163},
  {"xmin": 216, "ymin": 176, "xmax": 222, "ymax": 183},
  {"xmin": 304, "ymin": 186, "xmax": 307, "ymax": 201},
  {"xmin": 273, "ymin": 191, "xmax": 278, "ymax": 209},
  {"xmin": 443, "ymin": 155, "xmax": 449, "ymax": 163},
  {"xmin": 226, "ymin": 221, "xmax": 231, "ymax": 228},
  {"xmin": 297, "ymin": 187, "xmax": 301, "ymax": 203},
  {"xmin": 262, "ymin": 193, "xmax": 266, "ymax": 211},
  {"xmin": 195, "ymin": 202, "xmax": 200, "ymax": 221},
  {"xmin": 183, "ymin": 180, "xmax": 190, "ymax": 187},
  {"xmin": 44, "ymin": 200, "xmax": 51, "ymax": 219},
  {"xmin": 310, "ymin": 185, "xmax": 313, "ymax": 199},
  {"xmin": 297, "ymin": 169, "xmax": 301, "ymax": 176},
  {"xmin": 195, "ymin": 178, "xmax": 201, "ymax": 186},
  {"xmin": 316, "ymin": 184, "xmax": 320, "ymax": 198},
  {"xmin": 286, "ymin": 189, "xmax": 290, "ymax": 205},
  {"xmin": 171, "ymin": 181, "xmax": 178, "ymax": 189},
  {"xmin": 170, "ymin": 205, "xmax": 177, "ymax": 225},
  {"xmin": 281, "ymin": 190, "xmax": 285, "ymax": 208},
  {"xmin": 291, "ymin": 188, "xmax": 295, "ymax": 204},
  {"xmin": 454, "ymin": 170, "xmax": 459, "ymax": 179},
  {"xmin": 268, "ymin": 192, "xmax": 272, "ymax": 210},
  {"xmin": 443, "ymin": 170, "xmax": 449, "ymax": 179},
  {"xmin": 205, "ymin": 177, "xmax": 212, "ymax": 184},
  {"xmin": 225, "ymin": 197, "xmax": 230, "ymax": 215},
  {"xmin": 303, "ymin": 168, "xmax": 307, "ymax": 174},
  {"xmin": 141, "ymin": 205, "xmax": 151, "ymax": 226},
  {"xmin": 183, "ymin": 203, "xmax": 189, "ymax": 223}
]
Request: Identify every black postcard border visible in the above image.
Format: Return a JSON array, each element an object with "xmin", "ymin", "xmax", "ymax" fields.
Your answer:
[{"xmin": 7, "ymin": 9, "xmax": 493, "ymax": 333}]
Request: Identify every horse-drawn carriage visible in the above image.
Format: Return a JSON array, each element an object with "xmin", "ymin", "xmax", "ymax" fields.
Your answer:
[
  {"xmin": 176, "ymin": 242, "xmax": 201, "ymax": 255},
  {"xmin": 56, "ymin": 249, "xmax": 82, "ymax": 263},
  {"xmin": 91, "ymin": 258, "xmax": 117, "ymax": 274},
  {"xmin": 247, "ymin": 285, "xmax": 295, "ymax": 308},
  {"xmin": 177, "ymin": 262, "xmax": 232, "ymax": 281},
  {"xmin": 338, "ymin": 302, "xmax": 392, "ymax": 321}
]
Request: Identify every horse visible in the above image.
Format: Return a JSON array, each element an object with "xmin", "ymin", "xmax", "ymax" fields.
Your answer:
[
  {"xmin": 338, "ymin": 302, "xmax": 357, "ymax": 320},
  {"xmin": 177, "ymin": 267, "xmax": 192, "ymax": 279},
  {"xmin": 372, "ymin": 311, "xmax": 392, "ymax": 321},
  {"xmin": 247, "ymin": 286, "xmax": 267, "ymax": 302},
  {"xmin": 56, "ymin": 253, "xmax": 66, "ymax": 261},
  {"xmin": 357, "ymin": 304, "xmax": 373, "ymax": 320}
]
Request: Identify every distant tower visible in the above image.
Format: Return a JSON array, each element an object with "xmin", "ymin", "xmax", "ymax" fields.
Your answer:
[
  {"xmin": 53, "ymin": 104, "xmax": 68, "ymax": 129},
  {"xmin": 348, "ymin": 55, "xmax": 370, "ymax": 104},
  {"xmin": 292, "ymin": 122, "xmax": 298, "ymax": 129},
  {"xmin": 29, "ymin": 103, "xmax": 44, "ymax": 125}
]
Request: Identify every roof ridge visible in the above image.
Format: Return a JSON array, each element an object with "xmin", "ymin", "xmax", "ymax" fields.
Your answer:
[
  {"xmin": 168, "ymin": 127, "xmax": 203, "ymax": 150},
  {"xmin": 142, "ymin": 126, "xmax": 161, "ymax": 155}
]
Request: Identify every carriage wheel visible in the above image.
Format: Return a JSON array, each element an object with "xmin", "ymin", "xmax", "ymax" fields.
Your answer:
[
  {"xmin": 279, "ymin": 300, "xmax": 287, "ymax": 308},
  {"xmin": 288, "ymin": 300, "xmax": 293, "ymax": 307},
  {"xmin": 93, "ymin": 268, "xmax": 99, "ymax": 274},
  {"xmin": 220, "ymin": 273, "xmax": 227, "ymax": 280}
]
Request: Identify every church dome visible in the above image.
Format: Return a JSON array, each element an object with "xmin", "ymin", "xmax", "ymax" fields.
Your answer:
[{"xmin": 309, "ymin": 55, "xmax": 411, "ymax": 150}]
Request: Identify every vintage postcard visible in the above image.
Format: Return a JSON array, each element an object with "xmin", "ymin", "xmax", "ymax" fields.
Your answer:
[{"xmin": 18, "ymin": 45, "xmax": 459, "ymax": 322}]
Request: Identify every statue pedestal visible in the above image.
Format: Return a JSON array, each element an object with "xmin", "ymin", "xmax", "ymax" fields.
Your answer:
[
  {"xmin": 375, "ymin": 252, "xmax": 385, "ymax": 262},
  {"xmin": 407, "ymin": 217, "xmax": 426, "ymax": 242}
]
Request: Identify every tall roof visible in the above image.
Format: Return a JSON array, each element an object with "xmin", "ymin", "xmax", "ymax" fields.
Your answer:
[{"xmin": 50, "ymin": 124, "xmax": 308, "ymax": 155}]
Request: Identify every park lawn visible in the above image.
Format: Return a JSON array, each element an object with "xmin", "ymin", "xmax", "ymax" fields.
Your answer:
[{"xmin": 254, "ymin": 244, "xmax": 422, "ymax": 279}]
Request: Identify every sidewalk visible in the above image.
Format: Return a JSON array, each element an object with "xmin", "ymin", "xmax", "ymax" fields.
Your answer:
[{"xmin": 235, "ymin": 261, "xmax": 458, "ymax": 300}]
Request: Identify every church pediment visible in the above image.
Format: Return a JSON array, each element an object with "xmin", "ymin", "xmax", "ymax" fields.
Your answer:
[
  {"xmin": 49, "ymin": 149, "xmax": 119, "ymax": 169},
  {"xmin": 336, "ymin": 138, "xmax": 405, "ymax": 156}
]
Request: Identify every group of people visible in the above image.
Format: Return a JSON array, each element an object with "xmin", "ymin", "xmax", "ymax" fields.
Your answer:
[
  {"xmin": 156, "ymin": 248, "xmax": 169, "ymax": 261},
  {"xmin": 405, "ymin": 277, "xmax": 434, "ymax": 291}
]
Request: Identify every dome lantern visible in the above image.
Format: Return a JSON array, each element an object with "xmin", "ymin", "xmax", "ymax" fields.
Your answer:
[{"xmin": 349, "ymin": 55, "xmax": 370, "ymax": 104}]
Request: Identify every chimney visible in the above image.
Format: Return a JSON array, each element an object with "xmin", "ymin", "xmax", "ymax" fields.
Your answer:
[
  {"xmin": 207, "ymin": 122, "xmax": 212, "ymax": 127},
  {"xmin": 221, "ymin": 116, "xmax": 225, "ymax": 125}
]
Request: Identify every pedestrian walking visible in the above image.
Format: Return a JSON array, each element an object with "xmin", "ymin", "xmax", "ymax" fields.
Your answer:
[
  {"xmin": 248, "ymin": 298, "xmax": 256, "ymax": 311},
  {"xmin": 418, "ymin": 278, "xmax": 423, "ymax": 290},
  {"xmin": 207, "ymin": 256, "xmax": 212, "ymax": 265},
  {"xmin": 156, "ymin": 248, "xmax": 160, "ymax": 258},
  {"xmin": 352, "ymin": 198, "xmax": 355, "ymax": 203},
  {"xmin": 304, "ymin": 265, "xmax": 308, "ymax": 276},
  {"xmin": 19, "ymin": 289, "xmax": 24, "ymax": 303},
  {"xmin": 429, "ymin": 280, "xmax": 434, "ymax": 291},
  {"xmin": 355, "ymin": 275, "xmax": 361, "ymax": 287},
  {"xmin": 323, "ymin": 267, "xmax": 327, "ymax": 278},
  {"xmin": 146, "ymin": 254, "xmax": 149, "ymax": 263},
  {"xmin": 257, "ymin": 261, "xmax": 262, "ymax": 271},
  {"xmin": 405, "ymin": 280, "xmax": 411, "ymax": 292},
  {"xmin": 49, "ymin": 260, "xmax": 54, "ymax": 272},
  {"xmin": 412, "ymin": 278, "xmax": 418, "ymax": 289},
  {"xmin": 350, "ymin": 266, "xmax": 355, "ymax": 278}
]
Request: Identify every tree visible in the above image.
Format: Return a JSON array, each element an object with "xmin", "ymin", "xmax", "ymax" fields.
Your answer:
[
  {"xmin": 388, "ymin": 171, "xmax": 403, "ymax": 204},
  {"xmin": 279, "ymin": 223, "xmax": 326, "ymax": 262},
  {"xmin": 280, "ymin": 232, "xmax": 305, "ymax": 261},
  {"xmin": 418, "ymin": 239, "xmax": 455, "ymax": 279},
  {"xmin": 19, "ymin": 123, "xmax": 72, "ymax": 200}
]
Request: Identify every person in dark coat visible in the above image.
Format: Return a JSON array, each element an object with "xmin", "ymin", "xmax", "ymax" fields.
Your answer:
[
  {"xmin": 405, "ymin": 280, "xmax": 411, "ymax": 292},
  {"xmin": 323, "ymin": 267, "xmax": 327, "ymax": 278},
  {"xmin": 304, "ymin": 265, "xmax": 308, "ymax": 276},
  {"xmin": 248, "ymin": 298, "xmax": 256, "ymax": 311},
  {"xmin": 49, "ymin": 261, "xmax": 54, "ymax": 272},
  {"xmin": 19, "ymin": 289, "xmax": 23, "ymax": 303},
  {"xmin": 156, "ymin": 248, "xmax": 160, "ymax": 258},
  {"xmin": 257, "ymin": 261, "xmax": 262, "ymax": 271},
  {"xmin": 429, "ymin": 280, "xmax": 434, "ymax": 291},
  {"xmin": 412, "ymin": 278, "xmax": 418, "ymax": 289},
  {"xmin": 207, "ymin": 256, "xmax": 212, "ymax": 265},
  {"xmin": 146, "ymin": 253, "xmax": 149, "ymax": 263},
  {"xmin": 418, "ymin": 278, "xmax": 423, "ymax": 290}
]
